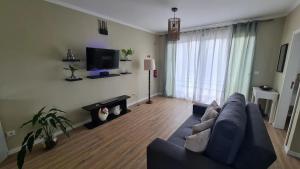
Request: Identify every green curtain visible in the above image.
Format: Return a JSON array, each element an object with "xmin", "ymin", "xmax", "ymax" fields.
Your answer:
[
  {"xmin": 164, "ymin": 41, "xmax": 177, "ymax": 97},
  {"xmin": 224, "ymin": 22, "xmax": 257, "ymax": 99}
]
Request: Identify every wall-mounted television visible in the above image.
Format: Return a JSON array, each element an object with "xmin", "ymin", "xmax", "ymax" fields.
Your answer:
[
  {"xmin": 86, "ymin": 47, "xmax": 119, "ymax": 71},
  {"xmin": 276, "ymin": 44, "xmax": 288, "ymax": 72}
]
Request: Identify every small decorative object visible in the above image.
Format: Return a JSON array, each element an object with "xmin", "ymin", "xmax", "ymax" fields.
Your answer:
[
  {"xmin": 64, "ymin": 65, "xmax": 82, "ymax": 81},
  {"xmin": 144, "ymin": 55, "xmax": 156, "ymax": 104},
  {"xmin": 112, "ymin": 105, "xmax": 121, "ymax": 115},
  {"xmin": 168, "ymin": 7, "xmax": 180, "ymax": 41},
  {"xmin": 63, "ymin": 49, "xmax": 80, "ymax": 62},
  {"xmin": 67, "ymin": 49, "xmax": 75, "ymax": 60},
  {"xmin": 121, "ymin": 48, "xmax": 134, "ymax": 60},
  {"xmin": 98, "ymin": 19, "xmax": 108, "ymax": 35},
  {"xmin": 17, "ymin": 107, "xmax": 72, "ymax": 169},
  {"xmin": 98, "ymin": 107, "xmax": 109, "ymax": 121},
  {"xmin": 259, "ymin": 85, "xmax": 273, "ymax": 91},
  {"xmin": 276, "ymin": 44, "xmax": 288, "ymax": 72}
]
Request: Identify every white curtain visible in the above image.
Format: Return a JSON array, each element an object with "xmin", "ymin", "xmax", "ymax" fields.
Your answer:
[{"xmin": 165, "ymin": 27, "xmax": 233, "ymax": 104}]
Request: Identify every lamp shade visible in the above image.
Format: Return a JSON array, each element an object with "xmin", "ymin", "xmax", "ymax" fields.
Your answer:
[{"xmin": 144, "ymin": 58, "xmax": 156, "ymax": 70}]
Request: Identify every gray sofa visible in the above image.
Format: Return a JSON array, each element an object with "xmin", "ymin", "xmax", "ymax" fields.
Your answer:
[{"xmin": 147, "ymin": 93, "xmax": 276, "ymax": 169}]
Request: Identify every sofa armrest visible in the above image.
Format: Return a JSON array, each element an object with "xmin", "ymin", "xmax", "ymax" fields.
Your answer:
[
  {"xmin": 147, "ymin": 138, "xmax": 232, "ymax": 169},
  {"xmin": 193, "ymin": 102, "xmax": 209, "ymax": 117}
]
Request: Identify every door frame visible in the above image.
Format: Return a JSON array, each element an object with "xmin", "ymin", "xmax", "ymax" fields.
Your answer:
[{"xmin": 273, "ymin": 28, "xmax": 300, "ymax": 129}]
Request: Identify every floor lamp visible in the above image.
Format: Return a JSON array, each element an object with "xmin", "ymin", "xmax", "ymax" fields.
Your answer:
[{"xmin": 144, "ymin": 56, "xmax": 156, "ymax": 104}]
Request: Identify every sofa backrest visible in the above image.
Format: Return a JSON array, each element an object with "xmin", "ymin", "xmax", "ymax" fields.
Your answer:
[
  {"xmin": 233, "ymin": 103, "xmax": 276, "ymax": 169},
  {"xmin": 205, "ymin": 93, "xmax": 247, "ymax": 165}
]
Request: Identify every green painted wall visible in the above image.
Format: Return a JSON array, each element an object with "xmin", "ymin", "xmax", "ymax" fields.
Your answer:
[{"xmin": 0, "ymin": 0, "xmax": 162, "ymax": 150}]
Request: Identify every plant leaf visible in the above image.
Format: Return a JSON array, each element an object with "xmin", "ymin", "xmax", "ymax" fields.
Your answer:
[
  {"xmin": 63, "ymin": 120, "xmax": 73, "ymax": 129},
  {"xmin": 17, "ymin": 146, "xmax": 27, "ymax": 169},
  {"xmin": 32, "ymin": 106, "xmax": 46, "ymax": 126},
  {"xmin": 49, "ymin": 118, "xmax": 57, "ymax": 128},
  {"xmin": 57, "ymin": 116, "xmax": 71, "ymax": 122},
  {"xmin": 22, "ymin": 132, "xmax": 33, "ymax": 146},
  {"xmin": 49, "ymin": 114, "xmax": 70, "ymax": 137},
  {"xmin": 26, "ymin": 135, "xmax": 35, "ymax": 152},
  {"xmin": 49, "ymin": 108, "xmax": 66, "ymax": 113},
  {"xmin": 20, "ymin": 120, "xmax": 32, "ymax": 128},
  {"xmin": 59, "ymin": 124, "xmax": 69, "ymax": 137},
  {"xmin": 121, "ymin": 49, "xmax": 126, "ymax": 54},
  {"xmin": 35, "ymin": 128, "xmax": 43, "ymax": 139}
]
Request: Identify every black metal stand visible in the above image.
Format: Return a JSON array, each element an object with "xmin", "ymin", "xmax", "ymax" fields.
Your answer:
[
  {"xmin": 146, "ymin": 70, "xmax": 152, "ymax": 104},
  {"xmin": 82, "ymin": 95, "xmax": 130, "ymax": 129}
]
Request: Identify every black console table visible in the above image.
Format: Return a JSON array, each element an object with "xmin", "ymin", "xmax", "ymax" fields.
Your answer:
[{"xmin": 82, "ymin": 95, "xmax": 130, "ymax": 129}]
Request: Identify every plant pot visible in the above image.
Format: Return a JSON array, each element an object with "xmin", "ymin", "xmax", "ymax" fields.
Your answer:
[{"xmin": 44, "ymin": 138, "xmax": 57, "ymax": 150}]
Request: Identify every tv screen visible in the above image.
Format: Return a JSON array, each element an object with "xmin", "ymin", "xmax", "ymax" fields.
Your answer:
[{"xmin": 86, "ymin": 47, "xmax": 119, "ymax": 70}]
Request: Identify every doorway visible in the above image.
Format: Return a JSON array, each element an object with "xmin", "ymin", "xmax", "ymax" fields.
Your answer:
[{"xmin": 274, "ymin": 30, "xmax": 300, "ymax": 129}]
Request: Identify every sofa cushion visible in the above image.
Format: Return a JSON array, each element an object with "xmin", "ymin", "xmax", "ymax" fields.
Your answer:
[
  {"xmin": 184, "ymin": 129, "xmax": 211, "ymax": 153},
  {"xmin": 192, "ymin": 118, "xmax": 215, "ymax": 134},
  {"xmin": 205, "ymin": 93, "xmax": 247, "ymax": 165},
  {"xmin": 201, "ymin": 108, "xmax": 219, "ymax": 122},
  {"xmin": 233, "ymin": 103, "xmax": 276, "ymax": 169}
]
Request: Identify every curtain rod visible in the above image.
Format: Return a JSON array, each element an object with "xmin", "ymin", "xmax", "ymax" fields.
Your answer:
[
  {"xmin": 159, "ymin": 15, "xmax": 282, "ymax": 35},
  {"xmin": 179, "ymin": 18, "xmax": 274, "ymax": 33}
]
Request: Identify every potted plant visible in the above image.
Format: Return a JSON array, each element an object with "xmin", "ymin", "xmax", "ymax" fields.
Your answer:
[
  {"xmin": 64, "ymin": 65, "xmax": 79, "ymax": 80},
  {"xmin": 121, "ymin": 48, "xmax": 134, "ymax": 60},
  {"xmin": 17, "ymin": 107, "xmax": 72, "ymax": 169}
]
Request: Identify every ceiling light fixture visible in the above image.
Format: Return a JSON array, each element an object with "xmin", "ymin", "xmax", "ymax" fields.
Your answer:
[{"xmin": 168, "ymin": 7, "xmax": 180, "ymax": 41}]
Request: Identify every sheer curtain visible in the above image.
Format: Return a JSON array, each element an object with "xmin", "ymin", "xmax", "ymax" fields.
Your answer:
[{"xmin": 165, "ymin": 27, "xmax": 233, "ymax": 104}]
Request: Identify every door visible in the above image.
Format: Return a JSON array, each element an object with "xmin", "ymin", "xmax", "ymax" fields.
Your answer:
[
  {"xmin": 274, "ymin": 31, "xmax": 300, "ymax": 129},
  {"xmin": 0, "ymin": 122, "xmax": 8, "ymax": 163}
]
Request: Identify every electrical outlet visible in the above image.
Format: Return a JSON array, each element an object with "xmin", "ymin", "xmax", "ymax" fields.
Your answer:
[{"xmin": 6, "ymin": 130, "xmax": 16, "ymax": 137}]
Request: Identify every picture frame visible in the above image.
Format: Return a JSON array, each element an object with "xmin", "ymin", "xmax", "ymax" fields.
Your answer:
[{"xmin": 276, "ymin": 44, "xmax": 288, "ymax": 72}]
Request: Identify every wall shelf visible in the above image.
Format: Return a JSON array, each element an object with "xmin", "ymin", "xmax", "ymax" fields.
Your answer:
[
  {"xmin": 65, "ymin": 78, "xmax": 83, "ymax": 82},
  {"xmin": 120, "ymin": 59, "xmax": 132, "ymax": 62},
  {"xmin": 87, "ymin": 74, "xmax": 120, "ymax": 79},
  {"xmin": 120, "ymin": 72, "xmax": 132, "ymax": 75},
  {"xmin": 62, "ymin": 59, "xmax": 80, "ymax": 62}
]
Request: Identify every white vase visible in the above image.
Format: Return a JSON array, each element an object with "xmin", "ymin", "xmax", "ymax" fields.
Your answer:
[
  {"xmin": 112, "ymin": 106, "xmax": 121, "ymax": 115},
  {"xmin": 98, "ymin": 108, "xmax": 109, "ymax": 121}
]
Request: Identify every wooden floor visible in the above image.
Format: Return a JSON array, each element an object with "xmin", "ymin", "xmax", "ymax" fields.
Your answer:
[{"xmin": 0, "ymin": 97, "xmax": 299, "ymax": 169}]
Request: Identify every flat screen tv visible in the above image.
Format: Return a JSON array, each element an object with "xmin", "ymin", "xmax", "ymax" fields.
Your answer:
[{"xmin": 86, "ymin": 47, "xmax": 119, "ymax": 70}]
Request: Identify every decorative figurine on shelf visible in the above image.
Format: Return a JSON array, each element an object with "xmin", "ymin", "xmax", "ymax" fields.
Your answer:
[
  {"xmin": 64, "ymin": 65, "xmax": 82, "ymax": 81},
  {"xmin": 121, "ymin": 48, "xmax": 134, "ymax": 60},
  {"xmin": 67, "ymin": 49, "xmax": 76, "ymax": 61},
  {"xmin": 98, "ymin": 107, "xmax": 109, "ymax": 121},
  {"xmin": 111, "ymin": 105, "xmax": 121, "ymax": 115},
  {"xmin": 98, "ymin": 19, "xmax": 108, "ymax": 35}
]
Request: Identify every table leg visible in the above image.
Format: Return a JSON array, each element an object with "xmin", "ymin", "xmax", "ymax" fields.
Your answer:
[
  {"xmin": 269, "ymin": 99, "xmax": 278, "ymax": 123},
  {"xmin": 265, "ymin": 100, "xmax": 270, "ymax": 115},
  {"xmin": 255, "ymin": 97, "xmax": 259, "ymax": 104}
]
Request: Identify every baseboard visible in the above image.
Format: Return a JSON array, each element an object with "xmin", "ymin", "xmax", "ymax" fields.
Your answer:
[
  {"xmin": 8, "ymin": 93, "xmax": 161, "ymax": 155},
  {"xmin": 284, "ymin": 145, "xmax": 300, "ymax": 159},
  {"xmin": 128, "ymin": 92, "xmax": 162, "ymax": 106}
]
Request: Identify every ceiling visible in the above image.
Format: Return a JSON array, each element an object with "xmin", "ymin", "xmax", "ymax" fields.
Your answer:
[{"xmin": 46, "ymin": 0, "xmax": 300, "ymax": 33}]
